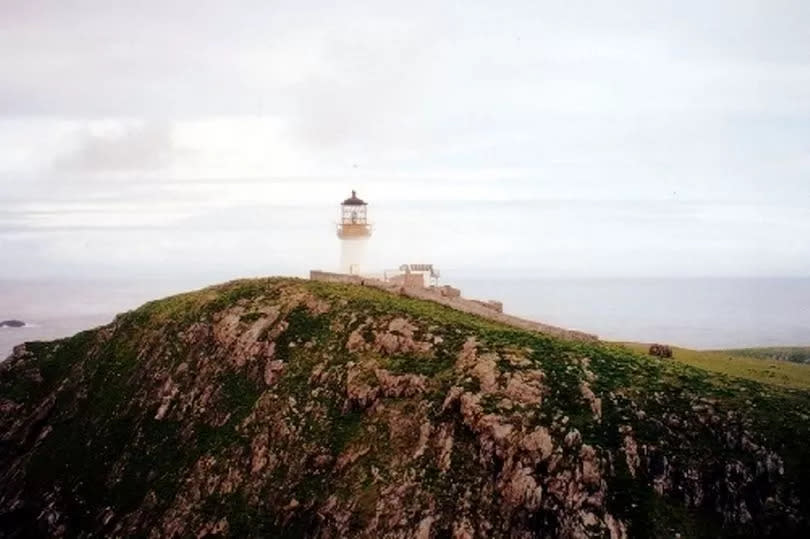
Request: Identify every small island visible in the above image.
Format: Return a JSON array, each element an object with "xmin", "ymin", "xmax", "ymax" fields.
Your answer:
[{"xmin": 0, "ymin": 320, "xmax": 25, "ymax": 328}]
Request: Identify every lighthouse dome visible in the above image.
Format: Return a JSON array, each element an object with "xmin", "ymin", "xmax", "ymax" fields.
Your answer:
[{"xmin": 342, "ymin": 190, "xmax": 366, "ymax": 206}]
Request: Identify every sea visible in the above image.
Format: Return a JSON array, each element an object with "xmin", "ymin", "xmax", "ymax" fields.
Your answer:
[
  {"xmin": 2, "ymin": 277, "xmax": 809, "ymax": 360},
  {"xmin": 0, "ymin": 279, "xmax": 193, "ymax": 361}
]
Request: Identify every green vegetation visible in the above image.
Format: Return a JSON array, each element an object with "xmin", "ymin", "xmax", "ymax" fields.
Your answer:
[
  {"xmin": 619, "ymin": 342, "xmax": 810, "ymax": 391},
  {"xmin": 221, "ymin": 371, "xmax": 261, "ymax": 426},
  {"xmin": 382, "ymin": 354, "xmax": 452, "ymax": 376},
  {"xmin": 724, "ymin": 346, "xmax": 810, "ymax": 364},
  {"xmin": 329, "ymin": 409, "xmax": 365, "ymax": 453}
]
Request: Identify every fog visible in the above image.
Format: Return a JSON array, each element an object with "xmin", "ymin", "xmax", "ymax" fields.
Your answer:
[{"xmin": 1, "ymin": 1, "xmax": 809, "ymax": 281}]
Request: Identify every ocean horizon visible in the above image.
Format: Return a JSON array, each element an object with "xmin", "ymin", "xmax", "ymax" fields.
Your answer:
[{"xmin": 2, "ymin": 276, "xmax": 809, "ymax": 359}]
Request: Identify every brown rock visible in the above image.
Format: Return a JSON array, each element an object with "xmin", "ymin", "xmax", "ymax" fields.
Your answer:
[
  {"xmin": 263, "ymin": 355, "xmax": 283, "ymax": 386},
  {"xmin": 580, "ymin": 444, "xmax": 601, "ymax": 487},
  {"xmin": 374, "ymin": 368, "xmax": 427, "ymax": 398},
  {"xmin": 470, "ymin": 353, "xmax": 500, "ymax": 393},
  {"xmin": 580, "ymin": 381, "xmax": 602, "ymax": 421},
  {"xmin": 500, "ymin": 465, "xmax": 543, "ymax": 511},
  {"xmin": 521, "ymin": 426, "xmax": 554, "ymax": 462},
  {"xmin": 503, "ymin": 370, "xmax": 546, "ymax": 405},
  {"xmin": 564, "ymin": 429, "xmax": 582, "ymax": 448}
]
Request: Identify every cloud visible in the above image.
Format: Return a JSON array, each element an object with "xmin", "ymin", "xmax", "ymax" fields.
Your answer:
[
  {"xmin": 0, "ymin": 1, "xmax": 809, "ymax": 278},
  {"xmin": 52, "ymin": 122, "xmax": 177, "ymax": 173}
]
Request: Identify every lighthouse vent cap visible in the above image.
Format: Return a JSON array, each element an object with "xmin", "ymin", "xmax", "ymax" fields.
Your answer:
[{"xmin": 342, "ymin": 190, "xmax": 367, "ymax": 206}]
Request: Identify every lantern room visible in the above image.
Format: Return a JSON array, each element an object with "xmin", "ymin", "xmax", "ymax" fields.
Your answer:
[{"xmin": 337, "ymin": 190, "xmax": 372, "ymax": 239}]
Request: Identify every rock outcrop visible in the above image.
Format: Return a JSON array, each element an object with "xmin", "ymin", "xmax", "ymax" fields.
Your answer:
[
  {"xmin": 0, "ymin": 320, "xmax": 25, "ymax": 328},
  {"xmin": 648, "ymin": 344, "xmax": 673, "ymax": 359},
  {"xmin": 0, "ymin": 278, "xmax": 808, "ymax": 538}
]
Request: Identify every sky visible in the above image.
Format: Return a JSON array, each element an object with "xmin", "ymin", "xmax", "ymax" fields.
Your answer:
[{"xmin": 1, "ymin": 0, "xmax": 809, "ymax": 281}]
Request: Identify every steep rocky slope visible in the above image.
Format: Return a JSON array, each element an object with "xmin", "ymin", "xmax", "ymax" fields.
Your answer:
[{"xmin": 1, "ymin": 278, "xmax": 809, "ymax": 538}]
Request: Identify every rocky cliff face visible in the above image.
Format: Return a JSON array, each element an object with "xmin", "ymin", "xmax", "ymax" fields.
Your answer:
[{"xmin": 0, "ymin": 278, "xmax": 808, "ymax": 538}]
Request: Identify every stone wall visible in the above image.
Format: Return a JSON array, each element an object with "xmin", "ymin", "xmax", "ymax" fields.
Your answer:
[
  {"xmin": 389, "ymin": 272, "xmax": 425, "ymax": 288},
  {"xmin": 470, "ymin": 299, "xmax": 504, "ymax": 313},
  {"xmin": 435, "ymin": 285, "xmax": 461, "ymax": 298},
  {"xmin": 309, "ymin": 270, "xmax": 365, "ymax": 285},
  {"xmin": 397, "ymin": 285, "xmax": 596, "ymax": 342},
  {"xmin": 309, "ymin": 270, "xmax": 597, "ymax": 342}
]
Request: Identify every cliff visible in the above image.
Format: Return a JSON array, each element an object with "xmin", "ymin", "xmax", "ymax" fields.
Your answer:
[{"xmin": 1, "ymin": 278, "xmax": 808, "ymax": 537}]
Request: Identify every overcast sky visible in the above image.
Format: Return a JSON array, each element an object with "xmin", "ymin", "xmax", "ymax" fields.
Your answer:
[{"xmin": 1, "ymin": 0, "xmax": 808, "ymax": 280}]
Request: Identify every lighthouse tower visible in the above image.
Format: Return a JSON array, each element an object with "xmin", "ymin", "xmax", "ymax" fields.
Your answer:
[{"xmin": 337, "ymin": 190, "xmax": 372, "ymax": 274}]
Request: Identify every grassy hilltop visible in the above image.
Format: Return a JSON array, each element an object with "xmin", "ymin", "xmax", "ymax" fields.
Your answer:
[
  {"xmin": 619, "ymin": 343, "xmax": 810, "ymax": 391},
  {"xmin": 1, "ymin": 278, "xmax": 809, "ymax": 537},
  {"xmin": 721, "ymin": 347, "xmax": 810, "ymax": 365}
]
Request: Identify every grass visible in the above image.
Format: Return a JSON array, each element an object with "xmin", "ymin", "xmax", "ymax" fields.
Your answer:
[
  {"xmin": 723, "ymin": 346, "xmax": 810, "ymax": 364},
  {"xmin": 618, "ymin": 342, "xmax": 810, "ymax": 391}
]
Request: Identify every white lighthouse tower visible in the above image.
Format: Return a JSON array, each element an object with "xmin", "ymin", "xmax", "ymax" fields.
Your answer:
[{"xmin": 337, "ymin": 190, "xmax": 372, "ymax": 274}]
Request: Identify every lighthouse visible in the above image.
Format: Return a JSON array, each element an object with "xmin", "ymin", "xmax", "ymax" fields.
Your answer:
[{"xmin": 337, "ymin": 190, "xmax": 372, "ymax": 274}]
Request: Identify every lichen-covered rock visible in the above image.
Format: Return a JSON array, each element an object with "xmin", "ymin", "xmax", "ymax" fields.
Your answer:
[{"xmin": 0, "ymin": 277, "xmax": 808, "ymax": 538}]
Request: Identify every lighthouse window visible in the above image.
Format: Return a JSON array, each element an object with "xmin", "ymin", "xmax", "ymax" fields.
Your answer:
[{"xmin": 342, "ymin": 206, "xmax": 367, "ymax": 223}]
